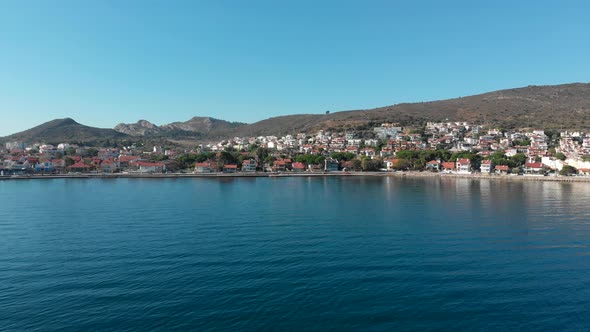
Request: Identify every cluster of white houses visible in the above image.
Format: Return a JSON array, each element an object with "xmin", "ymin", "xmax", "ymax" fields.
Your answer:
[{"xmin": 5, "ymin": 122, "xmax": 590, "ymax": 176}]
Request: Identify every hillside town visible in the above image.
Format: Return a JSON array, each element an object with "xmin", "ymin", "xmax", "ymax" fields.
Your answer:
[{"xmin": 3, "ymin": 122, "xmax": 590, "ymax": 177}]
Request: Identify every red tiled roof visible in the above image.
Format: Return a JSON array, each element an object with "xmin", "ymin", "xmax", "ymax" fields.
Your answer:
[
  {"xmin": 136, "ymin": 162, "xmax": 164, "ymax": 167},
  {"xmin": 496, "ymin": 165, "xmax": 510, "ymax": 171},
  {"xmin": 292, "ymin": 162, "xmax": 306, "ymax": 169},
  {"xmin": 442, "ymin": 162, "xmax": 456, "ymax": 169},
  {"xmin": 457, "ymin": 158, "xmax": 471, "ymax": 164},
  {"xmin": 70, "ymin": 162, "xmax": 91, "ymax": 168},
  {"xmin": 482, "ymin": 160, "xmax": 492, "ymax": 165},
  {"xmin": 195, "ymin": 162, "xmax": 211, "ymax": 167},
  {"xmin": 223, "ymin": 164, "xmax": 238, "ymax": 169},
  {"xmin": 426, "ymin": 160, "xmax": 440, "ymax": 165},
  {"xmin": 119, "ymin": 156, "xmax": 140, "ymax": 162},
  {"xmin": 525, "ymin": 162, "xmax": 543, "ymax": 168}
]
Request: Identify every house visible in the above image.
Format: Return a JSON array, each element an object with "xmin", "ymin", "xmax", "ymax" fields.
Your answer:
[
  {"xmin": 292, "ymin": 162, "xmax": 306, "ymax": 173},
  {"xmin": 308, "ymin": 164, "xmax": 323, "ymax": 173},
  {"xmin": 384, "ymin": 158, "xmax": 400, "ymax": 171},
  {"xmin": 380, "ymin": 147, "xmax": 393, "ymax": 157},
  {"xmin": 100, "ymin": 159, "xmax": 118, "ymax": 173},
  {"xmin": 441, "ymin": 161, "xmax": 456, "ymax": 173},
  {"xmin": 456, "ymin": 159, "xmax": 471, "ymax": 174},
  {"xmin": 360, "ymin": 148, "xmax": 376, "ymax": 158},
  {"xmin": 223, "ymin": 164, "xmax": 238, "ymax": 173},
  {"xmin": 34, "ymin": 161, "xmax": 55, "ymax": 173},
  {"xmin": 345, "ymin": 146, "xmax": 359, "ymax": 154},
  {"xmin": 425, "ymin": 160, "xmax": 441, "ymax": 172},
  {"xmin": 273, "ymin": 160, "xmax": 287, "ymax": 172},
  {"xmin": 52, "ymin": 159, "xmax": 66, "ymax": 172},
  {"xmin": 118, "ymin": 155, "xmax": 140, "ymax": 169},
  {"xmin": 524, "ymin": 162, "xmax": 544, "ymax": 174},
  {"xmin": 194, "ymin": 162, "xmax": 214, "ymax": 173},
  {"xmin": 324, "ymin": 158, "xmax": 339, "ymax": 172},
  {"xmin": 135, "ymin": 161, "xmax": 166, "ymax": 173},
  {"xmin": 480, "ymin": 160, "xmax": 493, "ymax": 173},
  {"xmin": 69, "ymin": 161, "xmax": 93, "ymax": 173},
  {"xmin": 241, "ymin": 159, "xmax": 257, "ymax": 172},
  {"xmin": 495, "ymin": 165, "xmax": 510, "ymax": 174}
]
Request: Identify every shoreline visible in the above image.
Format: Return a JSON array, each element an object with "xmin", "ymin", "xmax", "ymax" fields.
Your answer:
[{"xmin": 1, "ymin": 171, "xmax": 590, "ymax": 182}]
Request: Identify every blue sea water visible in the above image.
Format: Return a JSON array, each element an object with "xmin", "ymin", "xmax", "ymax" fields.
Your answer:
[{"xmin": 1, "ymin": 177, "xmax": 590, "ymax": 331}]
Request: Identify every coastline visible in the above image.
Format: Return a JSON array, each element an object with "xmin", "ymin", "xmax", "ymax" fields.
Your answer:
[{"xmin": 1, "ymin": 171, "xmax": 590, "ymax": 182}]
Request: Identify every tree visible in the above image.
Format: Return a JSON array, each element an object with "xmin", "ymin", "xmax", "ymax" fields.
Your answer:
[
  {"xmin": 64, "ymin": 157, "xmax": 75, "ymax": 167},
  {"xmin": 560, "ymin": 165, "xmax": 577, "ymax": 176},
  {"xmin": 65, "ymin": 147, "xmax": 77, "ymax": 155},
  {"xmin": 555, "ymin": 152, "xmax": 566, "ymax": 161},
  {"xmin": 248, "ymin": 143, "xmax": 260, "ymax": 152},
  {"xmin": 150, "ymin": 154, "xmax": 168, "ymax": 162},
  {"xmin": 256, "ymin": 147, "xmax": 270, "ymax": 161},
  {"xmin": 392, "ymin": 159, "xmax": 411, "ymax": 170},
  {"xmin": 264, "ymin": 155, "xmax": 275, "ymax": 166},
  {"xmin": 330, "ymin": 152, "xmax": 356, "ymax": 161},
  {"xmin": 343, "ymin": 159, "xmax": 362, "ymax": 171},
  {"xmin": 83, "ymin": 148, "xmax": 99, "ymax": 157},
  {"xmin": 513, "ymin": 139, "xmax": 531, "ymax": 146},
  {"xmin": 511, "ymin": 153, "xmax": 527, "ymax": 167},
  {"xmin": 489, "ymin": 151, "xmax": 512, "ymax": 167},
  {"xmin": 361, "ymin": 157, "xmax": 382, "ymax": 171},
  {"xmin": 219, "ymin": 151, "xmax": 238, "ymax": 165}
]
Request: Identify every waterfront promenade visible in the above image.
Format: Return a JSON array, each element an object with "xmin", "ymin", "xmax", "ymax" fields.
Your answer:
[{"xmin": 2, "ymin": 171, "xmax": 590, "ymax": 183}]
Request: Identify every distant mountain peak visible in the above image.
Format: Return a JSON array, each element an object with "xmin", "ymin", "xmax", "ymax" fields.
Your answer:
[
  {"xmin": 51, "ymin": 118, "xmax": 79, "ymax": 126},
  {"xmin": 113, "ymin": 116, "xmax": 247, "ymax": 138},
  {"xmin": 114, "ymin": 120, "xmax": 161, "ymax": 136},
  {"xmin": 2, "ymin": 118, "xmax": 127, "ymax": 144}
]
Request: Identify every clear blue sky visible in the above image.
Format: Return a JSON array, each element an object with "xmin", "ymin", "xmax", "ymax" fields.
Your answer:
[{"xmin": 1, "ymin": 0, "xmax": 589, "ymax": 136}]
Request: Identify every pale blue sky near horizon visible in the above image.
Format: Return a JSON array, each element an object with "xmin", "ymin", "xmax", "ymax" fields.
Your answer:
[{"xmin": 1, "ymin": 0, "xmax": 589, "ymax": 136}]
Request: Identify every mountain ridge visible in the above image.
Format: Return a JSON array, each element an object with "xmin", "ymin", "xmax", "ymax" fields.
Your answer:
[
  {"xmin": 3, "ymin": 83, "xmax": 590, "ymax": 145},
  {"xmin": 1, "ymin": 118, "xmax": 129, "ymax": 145},
  {"xmin": 113, "ymin": 116, "xmax": 247, "ymax": 139}
]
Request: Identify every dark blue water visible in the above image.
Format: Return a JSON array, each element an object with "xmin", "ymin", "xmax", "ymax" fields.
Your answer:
[{"xmin": 1, "ymin": 177, "xmax": 590, "ymax": 331}]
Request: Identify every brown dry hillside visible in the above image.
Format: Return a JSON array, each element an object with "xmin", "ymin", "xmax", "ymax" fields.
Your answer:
[
  {"xmin": 3, "ymin": 83, "xmax": 590, "ymax": 145},
  {"xmin": 2, "ymin": 118, "xmax": 129, "ymax": 145},
  {"xmin": 227, "ymin": 83, "xmax": 590, "ymax": 137}
]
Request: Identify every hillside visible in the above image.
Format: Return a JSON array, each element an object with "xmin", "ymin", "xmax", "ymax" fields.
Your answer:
[
  {"xmin": 1, "ymin": 118, "xmax": 129, "ymax": 145},
  {"xmin": 228, "ymin": 83, "xmax": 590, "ymax": 137},
  {"xmin": 114, "ymin": 120, "xmax": 162, "ymax": 136},
  {"xmin": 3, "ymin": 83, "xmax": 590, "ymax": 145},
  {"xmin": 114, "ymin": 117, "xmax": 246, "ymax": 139}
]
